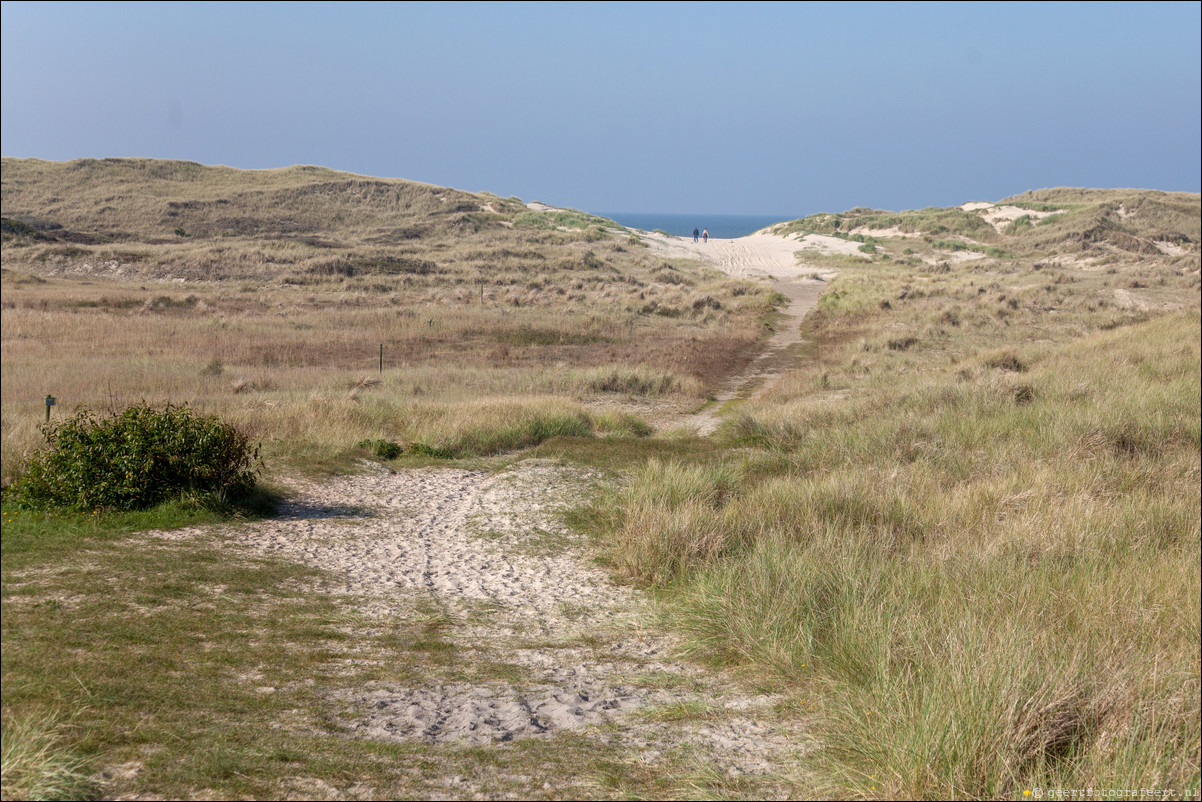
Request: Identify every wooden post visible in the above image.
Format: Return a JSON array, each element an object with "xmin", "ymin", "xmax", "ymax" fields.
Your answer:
[
  {"xmin": 379, "ymin": 344, "xmax": 383, "ymax": 374},
  {"xmin": 45, "ymin": 394, "xmax": 56, "ymax": 423}
]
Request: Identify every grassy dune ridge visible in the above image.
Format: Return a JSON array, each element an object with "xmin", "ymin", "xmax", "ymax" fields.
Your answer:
[
  {"xmin": 2, "ymin": 159, "xmax": 1200, "ymax": 798},
  {"xmin": 599, "ymin": 192, "xmax": 1201, "ymax": 797}
]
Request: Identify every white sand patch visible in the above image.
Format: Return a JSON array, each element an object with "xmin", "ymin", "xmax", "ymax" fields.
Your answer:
[
  {"xmin": 848, "ymin": 225, "xmax": 921, "ymax": 239},
  {"xmin": 961, "ymin": 201, "xmax": 994, "ymax": 211},
  {"xmin": 229, "ymin": 464, "xmax": 630, "ymax": 630},
  {"xmin": 1113, "ymin": 288, "xmax": 1149, "ymax": 311},
  {"xmin": 926, "ymin": 249, "xmax": 988, "ymax": 265},
  {"xmin": 637, "ymin": 229, "xmax": 829, "ymax": 280},
  {"xmin": 794, "ymin": 233, "xmax": 873, "ymax": 260},
  {"xmin": 525, "ymin": 201, "xmax": 561, "ymax": 212},
  {"xmin": 978, "ymin": 204, "xmax": 1063, "ymax": 233},
  {"xmin": 1156, "ymin": 240, "xmax": 1189, "ymax": 256}
]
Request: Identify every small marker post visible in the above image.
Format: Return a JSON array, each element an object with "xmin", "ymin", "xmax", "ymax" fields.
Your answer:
[
  {"xmin": 45, "ymin": 394, "xmax": 56, "ymax": 423},
  {"xmin": 379, "ymin": 344, "xmax": 383, "ymax": 374}
]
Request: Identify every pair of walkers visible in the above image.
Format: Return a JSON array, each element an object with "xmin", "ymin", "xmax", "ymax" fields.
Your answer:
[{"xmin": 692, "ymin": 227, "xmax": 708, "ymax": 243}]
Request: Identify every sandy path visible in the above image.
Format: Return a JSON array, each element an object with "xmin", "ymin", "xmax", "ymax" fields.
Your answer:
[
  {"xmin": 638, "ymin": 229, "xmax": 832, "ymax": 433},
  {"xmin": 209, "ymin": 460, "xmax": 807, "ymax": 795},
  {"xmin": 157, "ymin": 229, "xmax": 826, "ymax": 795}
]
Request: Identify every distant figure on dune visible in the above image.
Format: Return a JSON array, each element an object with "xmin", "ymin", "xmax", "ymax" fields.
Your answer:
[
  {"xmin": 693, "ymin": 227, "xmax": 699, "ymax": 242},
  {"xmin": 702, "ymin": 228, "xmax": 709, "ymax": 243}
]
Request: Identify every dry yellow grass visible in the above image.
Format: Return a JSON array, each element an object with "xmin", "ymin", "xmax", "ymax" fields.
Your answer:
[{"xmin": 1, "ymin": 158, "xmax": 779, "ymax": 479}]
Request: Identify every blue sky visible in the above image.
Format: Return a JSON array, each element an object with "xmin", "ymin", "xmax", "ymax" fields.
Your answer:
[{"xmin": 2, "ymin": 1, "xmax": 1199, "ymax": 216}]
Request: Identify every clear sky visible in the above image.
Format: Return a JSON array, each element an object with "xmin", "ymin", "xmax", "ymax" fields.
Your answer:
[{"xmin": 2, "ymin": 1, "xmax": 1199, "ymax": 217}]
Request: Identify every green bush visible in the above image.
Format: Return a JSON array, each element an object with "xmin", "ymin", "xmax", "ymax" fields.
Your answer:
[
  {"xmin": 406, "ymin": 442, "xmax": 455, "ymax": 459},
  {"xmin": 356, "ymin": 438, "xmax": 403, "ymax": 459},
  {"xmin": 10, "ymin": 403, "xmax": 261, "ymax": 511}
]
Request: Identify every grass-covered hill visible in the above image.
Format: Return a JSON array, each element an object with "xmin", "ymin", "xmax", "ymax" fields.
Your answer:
[
  {"xmin": 772, "ymin": 186, "xmax": 1200, "ymax": 265},
  {"xmin": 0, "ymin": 157, "xmax": 625, "ymax": 281},
  {"xmin": 1, "ymin": 157, "xmax": 502, "ymax": 237}
]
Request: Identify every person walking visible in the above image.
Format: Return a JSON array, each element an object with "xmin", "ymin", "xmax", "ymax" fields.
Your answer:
[
  {"xmin": 702, "ymin": 228, "xmax": 708, "ymax": 243},
  {"xmin": 693, "ymin": 227, "xmax": 699, "ymax": 243}
]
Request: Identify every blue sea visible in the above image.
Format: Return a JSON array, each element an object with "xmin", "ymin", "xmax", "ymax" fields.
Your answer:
[{"xmin": 597, "ymin": 212, "xmax": 796, "ymax": 240}]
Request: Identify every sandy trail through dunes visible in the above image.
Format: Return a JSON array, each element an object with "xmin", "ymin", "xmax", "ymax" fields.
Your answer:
[
  {"xmin": 639, "ymin": 229, "xmax": 832, "ymax": 433},
  {"xmin": 205, "ymin": 460, "xmax": 807, "ymax": 795},
  {"xmin": 157, "ymin": 230, "xmax": 823, "ymax": 795}
]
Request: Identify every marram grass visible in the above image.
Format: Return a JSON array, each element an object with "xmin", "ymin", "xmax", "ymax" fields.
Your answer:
[
  {"xmin": 1, "ymin": 711, "xmax": 97, "ymax": 801},
  {"xmin": 599, "ymin": 310, "xmax": 1201, "ymax": 798}
]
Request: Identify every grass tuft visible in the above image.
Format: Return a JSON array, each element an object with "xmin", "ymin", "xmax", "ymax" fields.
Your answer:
[{"xmin": 0, "ymin": 711, "xmax": 98, "ymax": 801}]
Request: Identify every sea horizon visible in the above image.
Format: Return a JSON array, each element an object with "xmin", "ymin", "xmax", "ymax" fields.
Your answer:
[{"xmin": 597, "ymin": 212, "xmax": 797, "ymax": 240}]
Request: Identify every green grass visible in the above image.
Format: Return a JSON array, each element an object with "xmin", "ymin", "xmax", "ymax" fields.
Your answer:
[
  {"xmin": 2, "ymin": 502, "xmax": 598, "ymax": 799},
  {"xmin": 0, "ymin": 499, "xmax": 253, "ymax": 557},
  {"xmin": 2, "ymin": 512, "xmax": 352, "ymax": 798},
  {"xmin": 0, "ymin": 497, "xmax": 804, "ymax": 799},
  {"xmin": 929, "ymin": 238, "xmax": 1011, "ymax": 258}
]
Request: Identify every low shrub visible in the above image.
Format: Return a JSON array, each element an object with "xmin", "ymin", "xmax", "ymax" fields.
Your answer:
[
  {"xmin": 592, "ymin": 410, "xmax": 653, "ymax": 438},
  {"xmin": 444, "ymin": 410, "xmax": 593, "ymax": 456},
  {"xmin": 353, "ymin": 438, "xmax": 454, "ymax": 460},
  {"xmin": 584, "ymin": 366, "xmax": 679, "ymax": 396},
  {"xmin": 9, "ymin": 403, "xmax": 261, "ymax": 511},
  {"xmin": 406, "ymin": 442, "xmax": 455, "ymax": 459},
  {"xmin": 984, "ymin": 351, "xmax": 1028, "ymax": 372},
  {"xmin": 356, "ymin": 438, "xmax": 403, "ymax": 459}
]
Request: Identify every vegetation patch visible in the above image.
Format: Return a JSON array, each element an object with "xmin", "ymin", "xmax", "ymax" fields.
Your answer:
[
  {"xmin": 0, "ymin": 711, "xmax": 98, "ymax": 801},
  {"xmin": 8, "ymin": 403, "xmax": 261, "ymax": 511},
  {"xmin": 491, "ymin": 326, "xmax": 608, "ymax": 347},
  {"xmin": 356, "ymin": 438, "xmax": 403, "ymax": 460},
  {"xmin": 583, "ymin": 366, "xmax": 680, "ymax": 396},
  {"xmin": 1, "ymin": 217, "xmax": 52, "ymax": 241},
  {"xmin": 775, "ymin": 206, "xmax": 997, "ymax": 241},
  {"xmin": 983, "ymin": 351, "xmax": 1028, "ymax": 372},
  {"xmin": 512, "ymin": 209, "xmax": 614, "ymax": 231}
]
